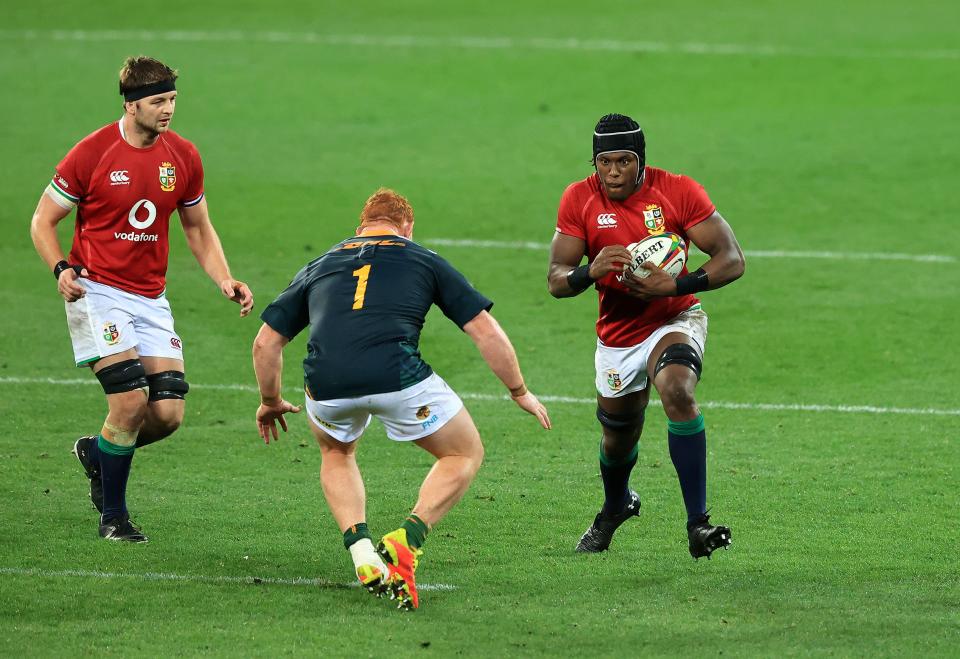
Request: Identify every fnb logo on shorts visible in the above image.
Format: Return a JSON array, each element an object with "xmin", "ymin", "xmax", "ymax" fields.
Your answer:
[
  {"xmin": 314, "ymin": 417, "xmax": 337, "ymax": 430},
  {"xmin": 170, "ymin": 337, "xmax": 182, "ymax": 350},
  {"xmin": 109, "ymin": 170, "xmax": 130, "ymax": 185},
  {"xmin": 597, "ymin": 213, "xmax": 618, "ymax": 228},
  {"xmin": 420, "ymin": 413, "xmax": 440, "ymax": 430}
]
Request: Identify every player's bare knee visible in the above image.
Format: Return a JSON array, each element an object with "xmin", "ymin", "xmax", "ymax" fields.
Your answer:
[
  {"xmin": 466, "ymin": 439, "xmax": 485, "ymax": 474},
  {"xmin": 658, "ymin": 380, "xmax": 697, "ymax": 416},
  {"xmin": 107, "ymin": 390, "xmax": 149, "ymax": 428},
  {"xmin": 148, "ymin": 416, "xmax": 182, "ymax": 440}
]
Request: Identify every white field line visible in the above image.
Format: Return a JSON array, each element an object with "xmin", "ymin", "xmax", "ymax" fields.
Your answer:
[
  {"xmin": 0, "ymin": 29, "xmax": 957, "ymax": 61},
  {"xmin": 0, "ymin": 566, "xmax": 455, "ymax": 591},
  {"xmin": 424, "ymin": 238, "xmax": 957, "ymax": 264},
  {"xmin": 1, "ymin": 376, "xmax": 957, "ymax": 417}
]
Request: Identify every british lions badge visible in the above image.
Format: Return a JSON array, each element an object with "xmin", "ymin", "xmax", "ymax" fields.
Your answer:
[
  {"xmin": 102, "ymin": 322, "xmax": 120, "ymax": 345},
  {"xmin": 159, "ymin": 162, "xmax": 176, "ymax": 192},
  {"xmin": 643, "ymin": 204, "xmax": 665, "ymax": 234}
]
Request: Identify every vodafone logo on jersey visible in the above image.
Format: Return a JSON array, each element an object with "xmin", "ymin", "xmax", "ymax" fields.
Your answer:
[
  {"xmin": 114, "ymin": 199, "xmax": 160, "ymax": 243},
  {"xmin": 597, "ymin": 213, "xmax": 618, "ymax": 228},
  {"xmin": 109, "ymin": 170, "xmax": 130, "ymax": 185}
]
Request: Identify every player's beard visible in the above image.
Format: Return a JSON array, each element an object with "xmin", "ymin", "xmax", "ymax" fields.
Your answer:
[{"xmin": 135, "ymin": 114, "xmax": 170, "ymax": 138}]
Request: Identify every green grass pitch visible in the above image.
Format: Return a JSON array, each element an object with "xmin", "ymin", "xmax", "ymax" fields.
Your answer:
[{"xmin": 1, "ymin": 1, "xmax": 958, "ymax": 655}]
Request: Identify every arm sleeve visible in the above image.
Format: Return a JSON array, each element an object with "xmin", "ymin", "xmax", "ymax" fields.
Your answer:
[
  {"xmin": 259, "ymin": 267, "xmax": 310, "ymax": 340},
  {"xmin": 555, "ymin": 183, "xmax": 586, "ymax": 239},
  {"xmin": 180, "ymin": 143, "xmax": 205, "ymax": 207},
  {"xmin": 432, "ymin": 256, "xmax": 494, "ymax": 329},
  {"xmin": 679, "ymin": 175, "xmax": 716, "ymax": 230}
]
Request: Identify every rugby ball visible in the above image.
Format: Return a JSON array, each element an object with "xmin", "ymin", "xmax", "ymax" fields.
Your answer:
[{"xmin": 625, "ymin": 233, "xmax": 687, "ymax": 279}]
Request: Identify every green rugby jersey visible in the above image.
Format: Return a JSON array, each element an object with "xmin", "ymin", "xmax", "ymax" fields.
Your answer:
[{"xmin": 261, "ymin": 234, "xmax": 493, "ymax": 400}]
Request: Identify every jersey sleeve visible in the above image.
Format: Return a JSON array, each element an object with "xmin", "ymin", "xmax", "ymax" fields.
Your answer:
[
  {"xmin": 555, "ymin": 183, "xmax": 586, "ymax": 239},
  {"xmin": 49, "ymin": 142, "xmax": 92, "ymax": 208},
  {"xmin": 180, "ymin": 143, "xmax": 205, "ymax": 208},
  {"xmin": 260, "ymin": 267, "xmax": 311, "ymax": 340},
  {"xmin": 431, "ymin": 256, "xmax": 494, "ymax": 329},
  {"xmin": 678, "ymin": 175, "xmax": 716, "ymax": 229}
]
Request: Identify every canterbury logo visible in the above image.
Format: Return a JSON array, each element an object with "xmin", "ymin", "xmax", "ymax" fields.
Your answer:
[
  {"xmin": 109, "ymin": 170, "xmax": 130, "ymax": 184},
  {"xmin": 597, "ymin": 213, "xmax": 618, "ymax": 227}
]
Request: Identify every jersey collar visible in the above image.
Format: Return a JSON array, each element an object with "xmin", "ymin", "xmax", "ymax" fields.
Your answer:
[{"xmin": 357, "ymin": 228, "xmax": 402, "ymax": 237}]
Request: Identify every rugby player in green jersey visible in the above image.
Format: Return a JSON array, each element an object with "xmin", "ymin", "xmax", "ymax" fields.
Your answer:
[{"xmin": 252, "ymin": 188, "xmax": 550, "ymax": 609}]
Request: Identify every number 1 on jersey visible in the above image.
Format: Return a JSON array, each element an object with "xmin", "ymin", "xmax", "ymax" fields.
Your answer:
[{"xmin": 352, "ymin": 265, "xmax": 371, "ymax": 310}]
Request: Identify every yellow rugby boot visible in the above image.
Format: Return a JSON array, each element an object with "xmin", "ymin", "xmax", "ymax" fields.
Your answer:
[{"xmin": 377, "ymin": 528, "xmax": 423, "ymax": 610}]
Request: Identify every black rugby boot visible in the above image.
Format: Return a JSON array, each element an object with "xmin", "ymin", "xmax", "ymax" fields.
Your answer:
[
  {"xmin": 73, "ymin": 436, "xmax": 103, "ymax": 513},
  {"xmin": 687, "ymin": 514, "xmax": 731, "ymax": 559},
  {"xmin": 99, "ymin": 514, "xmax": 148, "ymax": 543},
  {"xmin": 575, "ymin": 490, "xmax": 641, "ymax": 552}
]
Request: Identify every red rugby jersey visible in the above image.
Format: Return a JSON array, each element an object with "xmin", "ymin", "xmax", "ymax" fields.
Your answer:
[
  {"xmin": 556, "ymin": 166, "xmax": 716, "ymax": 347},
  {"xmin": 50, "ymin": 120, "xmax": 205, "ymax": 298}
]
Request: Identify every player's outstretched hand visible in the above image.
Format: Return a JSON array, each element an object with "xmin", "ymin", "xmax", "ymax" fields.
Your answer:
[
  {"xmin": 511, "ymin": 391, "xmax": 552, "ymax": 430},
  {"xmin": 621, "ymin": 262, "xmax": 676, "ymax": 299},
  {"xmin": 589, "ymin": 245, "xmax": 633, "ymax": 281},
  {"xmin": 58, "ymin": 266, "xmax": 89, "ymax": 302},
  {"xmin": 220, "ymin": 279, "xmax": 255, "ymax": 317},
  {"xmin": 256, "ymin": 398, "xmax": 302, "ymax": 444}
]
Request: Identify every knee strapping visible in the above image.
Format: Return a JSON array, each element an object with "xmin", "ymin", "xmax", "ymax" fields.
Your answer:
[
  {"xmin": 596, "ymin": 406, "xmax": 646, "ymax": 432},
  {"xmin": 101, "ymin": 422, "xmax": 139, "ymax": 448},
  {"xmin": 147, "ymin": 370, "xmax": 189, "ymax": 401},
  {"xmin": 654, "ymin": 343, "xmax": 703, "ymax": 380},
  {"xmin": 96, "ymin": 359, "xmax": 149, "ymax": 395}
]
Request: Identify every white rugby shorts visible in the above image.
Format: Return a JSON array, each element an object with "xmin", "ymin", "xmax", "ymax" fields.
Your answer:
[
  {"xmin": 304, "ymin": 372, "xmax": 464, "ymax": 443},
  {"xmin": 65, "ymin": 279, "xmax": 184, "ymax": 366},
  {"xmin": 595, "ymin": 305, "xmax": 708, "ymax": 398}
]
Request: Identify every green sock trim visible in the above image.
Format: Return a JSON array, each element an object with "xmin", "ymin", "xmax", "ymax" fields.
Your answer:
[
  {"xmin": 97, "ymin": 434, "xmax": 135, "ymax": 456},
  {"xmin": 667, "ymin": 414, "xmax": 705, "ymax": 436},
  {"xmin": 599, "ymin": 441, "xmax": 639, "ymax": 467},
  {"xmin": 402, "ymin": 513, "xmax": 429, "ymax": 549},
  {"xmin": 343, "ymin": 522, "xmax": 371, "ymax": 549}
]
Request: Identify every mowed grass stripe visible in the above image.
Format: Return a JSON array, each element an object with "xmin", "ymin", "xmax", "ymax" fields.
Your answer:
[
  {"xmin": 1, "ymin": 29, "xmax": 958, "ymax": 61},
  {"xmin": 0, "ymin": 567, "xmax": 456, "ymax": 591},
  {"xmin": 424, "ymin": 238, "xmax": 957, "ymax": 264},
  {"xmin": 2, "ymin": 376, "xmax": 957, "ymax": 416}
]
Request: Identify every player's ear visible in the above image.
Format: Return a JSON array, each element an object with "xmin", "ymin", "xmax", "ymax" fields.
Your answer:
[{"xmin": 355, "ymin": 225, "xmax": 363, "ymax": 236}]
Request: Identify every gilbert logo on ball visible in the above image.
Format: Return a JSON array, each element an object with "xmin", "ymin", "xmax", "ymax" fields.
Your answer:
[{"xmin": 623, "ymin": 233, "xmax": 687, "ymax": 280}]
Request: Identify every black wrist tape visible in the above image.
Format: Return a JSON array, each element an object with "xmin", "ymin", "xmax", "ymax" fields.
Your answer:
[
  {"xmin": 53, "ymin": 260, "xmax": 70, "ymax": 280},
  {"xmin": 54, "ymin": 261, "xmax": 84, "ymax": 280},
  {"xmin": 566, "ymin": 264, "xmax": 594, "ymax": 292},
  {"xmin": 675, "ymin": 267, "xmax": 709, "ymax": 296}
]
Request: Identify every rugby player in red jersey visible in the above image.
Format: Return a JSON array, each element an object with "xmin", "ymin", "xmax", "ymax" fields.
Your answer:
[
  {"xmin": 548, "ymin": 114, "xmax": 745, "ymax": 558},
  {"xmin": 29, "ymin": 56, "xmax": 254, "ymax": 542}
]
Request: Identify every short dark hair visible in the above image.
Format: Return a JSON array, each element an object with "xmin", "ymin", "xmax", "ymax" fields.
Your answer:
[{"xmin": 118, "ymin": 56, "xmax": 177, "ymax": 96}]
